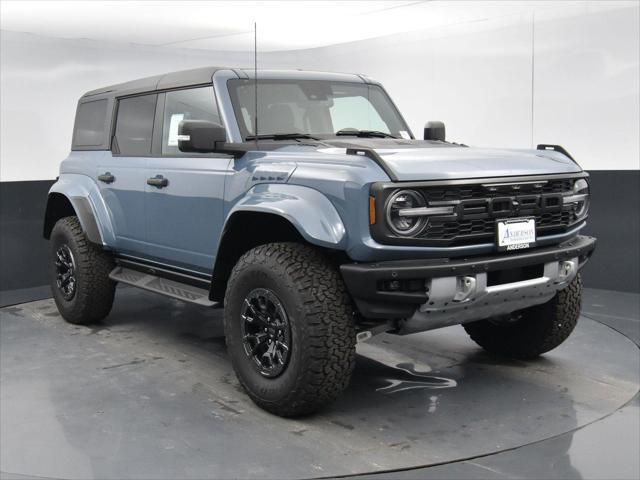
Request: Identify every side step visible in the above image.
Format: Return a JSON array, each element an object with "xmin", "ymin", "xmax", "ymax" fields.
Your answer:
[{"xmin": 109, "ymin": 266, "xmax": 218, "ymax": 307}]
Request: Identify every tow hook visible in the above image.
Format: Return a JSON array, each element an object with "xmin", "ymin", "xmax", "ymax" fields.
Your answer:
[
  {"xmin": 453, "ymin": 276, "xmax": 476, "ymax": 302},
  {"xmin": 558, "ymin": 260, "xmax": 577, "ymax": 281}
]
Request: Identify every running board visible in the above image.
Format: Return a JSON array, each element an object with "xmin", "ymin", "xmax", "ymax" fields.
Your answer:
[{"xmin": 109, "ymin": 266, "xmax": 218, "ymax": 307}]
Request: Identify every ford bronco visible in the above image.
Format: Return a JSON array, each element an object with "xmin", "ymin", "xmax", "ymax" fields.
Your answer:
[{"xmin": 44, "ymin": 67, "xmax": 596, "ymax": 416}]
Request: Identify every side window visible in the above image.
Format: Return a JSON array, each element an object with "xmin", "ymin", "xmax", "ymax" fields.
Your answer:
[
  {"xmin": 162, "ymin": 87, "xmax": 221, "ymax": 155},
  {"xmin": 73, "ymin": 99, "xmax": 108, "ymax": 147},
  {"xmin": 113, "ymin": 94, "xmax": 157, "ymax": 156}
]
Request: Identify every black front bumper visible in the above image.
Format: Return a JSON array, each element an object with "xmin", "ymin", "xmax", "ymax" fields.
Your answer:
[{"xmin": 340, "ymin": 235, "xmax": 597, "ymax": 319}]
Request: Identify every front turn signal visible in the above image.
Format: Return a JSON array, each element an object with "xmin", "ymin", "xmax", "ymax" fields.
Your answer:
[{"xmin": 369, "ymin": 196, "xmax": 376, "ymax": 225}]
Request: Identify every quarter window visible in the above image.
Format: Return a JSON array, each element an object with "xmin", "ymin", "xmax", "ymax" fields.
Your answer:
[
  {"xmin": 162, "ymin": 87, "xmax": 221, "ymax": 155},
  {"xmin": 113, "ymin": 94, "xmax": 157, "ymax": 156},
  {"xmin": 73, "ymin": 99, "xmax": 108, "ymax": 147}
]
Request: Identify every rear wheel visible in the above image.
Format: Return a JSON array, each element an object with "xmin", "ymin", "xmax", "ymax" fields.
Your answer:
[
  {"xmin": 49, "ymin": 216, "xmax": 116, "ymax": 324},
  {"xmin": 463, "ymin": 274, "xmax": 582, "ymax": 359},
  {"xmin": 224, "ymin": 242, "xmax": 356, "ymax": 417}
]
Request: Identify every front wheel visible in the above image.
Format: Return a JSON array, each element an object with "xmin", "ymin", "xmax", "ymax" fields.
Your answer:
[
  {"xmin": 463, "ymin": 274, "xmax": 582, "ymax": 359},
  {"xmin": 224, "ymin": 243, "xmax": 356, "ymax": 417}
]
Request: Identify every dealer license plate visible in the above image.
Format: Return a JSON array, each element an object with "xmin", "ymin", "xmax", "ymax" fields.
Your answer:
[{"xmin": 496, "ymin": 218, "xmax": 536, "ymax": 251}]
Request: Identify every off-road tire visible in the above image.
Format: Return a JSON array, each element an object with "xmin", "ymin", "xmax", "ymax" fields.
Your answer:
[
  {"xmin": 463, "ymin": 274, "xmax": 582, "ymax": 359},
  {"xmin": 224, "ymin": 242, "xmax": 356, "ymax": 417},
  {"xmin": 50, "ymin": 216, "xmax": 116, "ymax": 324}
]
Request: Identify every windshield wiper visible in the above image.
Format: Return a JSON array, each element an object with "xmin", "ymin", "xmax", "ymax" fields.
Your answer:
[
  {"xmin": 336, "ymin": 129, "xmax": 397, "ymax": 139},
  {"xmin": 245, "ymin": 133, "xmax": 321, "ymax": 141}
]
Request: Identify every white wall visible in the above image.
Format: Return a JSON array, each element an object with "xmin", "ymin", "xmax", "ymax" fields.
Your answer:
[
  {"xmin": 533, "ymin": 4, "xmax": 639, "ymax": 170},
  {"xmin": 261, "ymin": 2, "xmax": 640, "ymax": 171},
  {"xmin": 0, "ymin": 31, "xmax": 257, "ymax": 181},
  {"xmin": 1, "ymin": 1, "xmax": 638, "ymax": 181}
]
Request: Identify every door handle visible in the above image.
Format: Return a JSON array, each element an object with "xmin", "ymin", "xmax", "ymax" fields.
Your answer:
[
  {"xmin": 147, "ymin": 175, "xmax": 169, "ymax": 188},
  {"xmin": 98, "ymin": 172, "xmax": 115, "ymax": 184}
]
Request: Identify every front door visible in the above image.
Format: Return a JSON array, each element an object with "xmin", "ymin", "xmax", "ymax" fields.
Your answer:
[{"xmin": 144, "ymin": 87, "xmax": 233, "ymax": 274}]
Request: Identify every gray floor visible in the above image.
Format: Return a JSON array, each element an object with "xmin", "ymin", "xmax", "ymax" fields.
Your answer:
[{"xmin": 0, "ymin": 287, "xmax": 638, "ymax": 480}]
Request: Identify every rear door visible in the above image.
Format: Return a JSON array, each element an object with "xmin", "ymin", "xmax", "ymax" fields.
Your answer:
[
  {"xmin": 144, "ymin": 86, "xmax": 233, "ymax": 273},
  {"xmin": 96, "ymin": 93, "xmax": 157, "ymax": 256}
]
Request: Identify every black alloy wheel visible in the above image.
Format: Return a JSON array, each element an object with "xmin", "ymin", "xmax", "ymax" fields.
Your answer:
[
  {"xmin": 55, "ymin": 244, "xmax": 77, "ymax": 300},
  {"xmin": 241, "ymin": 288, "xmax": 291, "ymax": 377}
]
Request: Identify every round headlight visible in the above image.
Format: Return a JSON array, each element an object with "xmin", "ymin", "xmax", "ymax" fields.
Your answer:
[
  {"xmin": 573, "ymin": 178, "xmax": 588, "ymax": 193},
  {"xmin": 385, "ymin": 189, "xmax": 427, "ymax": 236},
  {"xmin": 573, "ymin": 178, "xmax": 590, "ymax": 218}
]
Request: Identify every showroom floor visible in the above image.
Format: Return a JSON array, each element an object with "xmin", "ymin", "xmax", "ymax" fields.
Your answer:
[{"xmin": 1, "ymin": 288, "xmax": 638, "ymax": 480}]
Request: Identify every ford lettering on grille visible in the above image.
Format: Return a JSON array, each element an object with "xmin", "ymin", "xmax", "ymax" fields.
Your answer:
[{"xmin": 412, "ymin": 178, "xmax": 581, "ymax": 246}]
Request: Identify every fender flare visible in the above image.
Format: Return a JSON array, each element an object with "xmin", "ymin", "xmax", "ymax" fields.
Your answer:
[
  {"xmin": 225, "ymin": 183, "xmax": 346, "ymax": 248},
  {"xmin": 46, "ymin": 173, "xmax": 116, "ymax": 246}
]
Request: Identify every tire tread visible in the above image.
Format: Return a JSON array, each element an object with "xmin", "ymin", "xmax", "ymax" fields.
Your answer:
[
  {"xmin": 224, "ymin": 242, "xmax": 355, "ymax": 416},
  {"xmin": 463, "ymin": 274, "xmax": 582, "ymax": 359},
  {"xmin": 50, "ymin": 216, "xmax": 115, "ymax": 324}
]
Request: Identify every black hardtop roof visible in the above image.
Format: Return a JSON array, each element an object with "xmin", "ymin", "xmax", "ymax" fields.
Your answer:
[
  {"xmin": 81, "ymin": 66, "xmax": 228, "ymax": 99},
  {"xmin": 80, "ymin": 67, "xmax": 371, "ymax": 101}
]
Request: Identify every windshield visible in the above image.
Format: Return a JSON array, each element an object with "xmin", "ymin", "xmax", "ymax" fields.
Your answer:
[{"xmin": 227, "ymin": 79, "xmax": 412, "ymax": 140}]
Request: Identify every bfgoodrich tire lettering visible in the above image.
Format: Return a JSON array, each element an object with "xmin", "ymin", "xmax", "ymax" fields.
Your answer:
[
  {"xmin": 224, "ymin": 242, "xmax": 356, "ymax": 417},
  {"xmin": 463, "ymin": 274, "xmax": 582, "ymax": 359},
  {"xmin": 50, "ymin": 216, "xmax": 116, "ymax": 324}
]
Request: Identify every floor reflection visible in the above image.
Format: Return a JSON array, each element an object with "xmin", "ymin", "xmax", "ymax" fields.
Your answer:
[
  {"xmin": 1, "ymin": 287, "xmax": 637, "ymax": 480},
  {"xmin": 355, "ymin": 342, "xmax": 457, "ymax": 394}
]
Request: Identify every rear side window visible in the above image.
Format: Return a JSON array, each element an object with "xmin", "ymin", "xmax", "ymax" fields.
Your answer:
[
  {"xmin": 162, "ymin": 87, "xmax": 221, "ymax": 155},
  {"xmin": 113, "ymin": 94, "xmax": 157, "ymax": 156},
  {"xmin": 73, "ymin": 99, "xmax": 108, "ymax": 147}
]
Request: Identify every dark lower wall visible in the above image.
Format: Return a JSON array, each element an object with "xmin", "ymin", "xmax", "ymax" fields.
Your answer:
[
  {"xmin": 0, "ymin": 180, "xmax": 55, "ymax": 292},
  {"xmin": 0, "ymin": 171, "xmax": 638, "ymax": 300},
  {"xmin": 580, "ymin": 171, "xmax": 639, "ymax": 293}
]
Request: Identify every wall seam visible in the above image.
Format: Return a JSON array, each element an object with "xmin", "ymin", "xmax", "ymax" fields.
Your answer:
[{"xmin": 530, "ymin": 11, "xmax": 535, "ymax": 149}]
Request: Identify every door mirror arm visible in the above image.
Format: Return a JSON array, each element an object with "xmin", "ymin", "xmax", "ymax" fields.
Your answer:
[{"xmin": 177, "ymin": 120, "xmax": 297, "ymax": 158}]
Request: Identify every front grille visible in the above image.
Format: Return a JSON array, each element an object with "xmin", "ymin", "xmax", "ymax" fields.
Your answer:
[
  {"xmin": 416, "ymin": 178, "xmax": 581, "ymax": 246},
  {"xmin": 369, "ymin": 175, "xmax": 588, "ymax": 248},
  {"xmin": 421, "ymin": 178, "xmax": 573, "ymax": 202}
]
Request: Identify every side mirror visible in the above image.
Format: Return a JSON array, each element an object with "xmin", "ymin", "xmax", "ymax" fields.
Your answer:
[
  {"xmin": 178, "ymin": 120, "xmax": 226, "ymax": 153},
  {"xmin": 424, "ymin": 121, "xmax": 445, "ymax": 142}
]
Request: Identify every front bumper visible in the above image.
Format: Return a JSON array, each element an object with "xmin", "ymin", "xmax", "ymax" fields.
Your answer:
[{"xmin": 341, "ymin": 235, "xmax": 596, "ymax": 333}]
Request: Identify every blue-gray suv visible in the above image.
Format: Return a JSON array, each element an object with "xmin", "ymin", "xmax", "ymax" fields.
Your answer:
[{"xmin": 44, "ymin": 67, "xmax": 596, "ymax": 416}]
